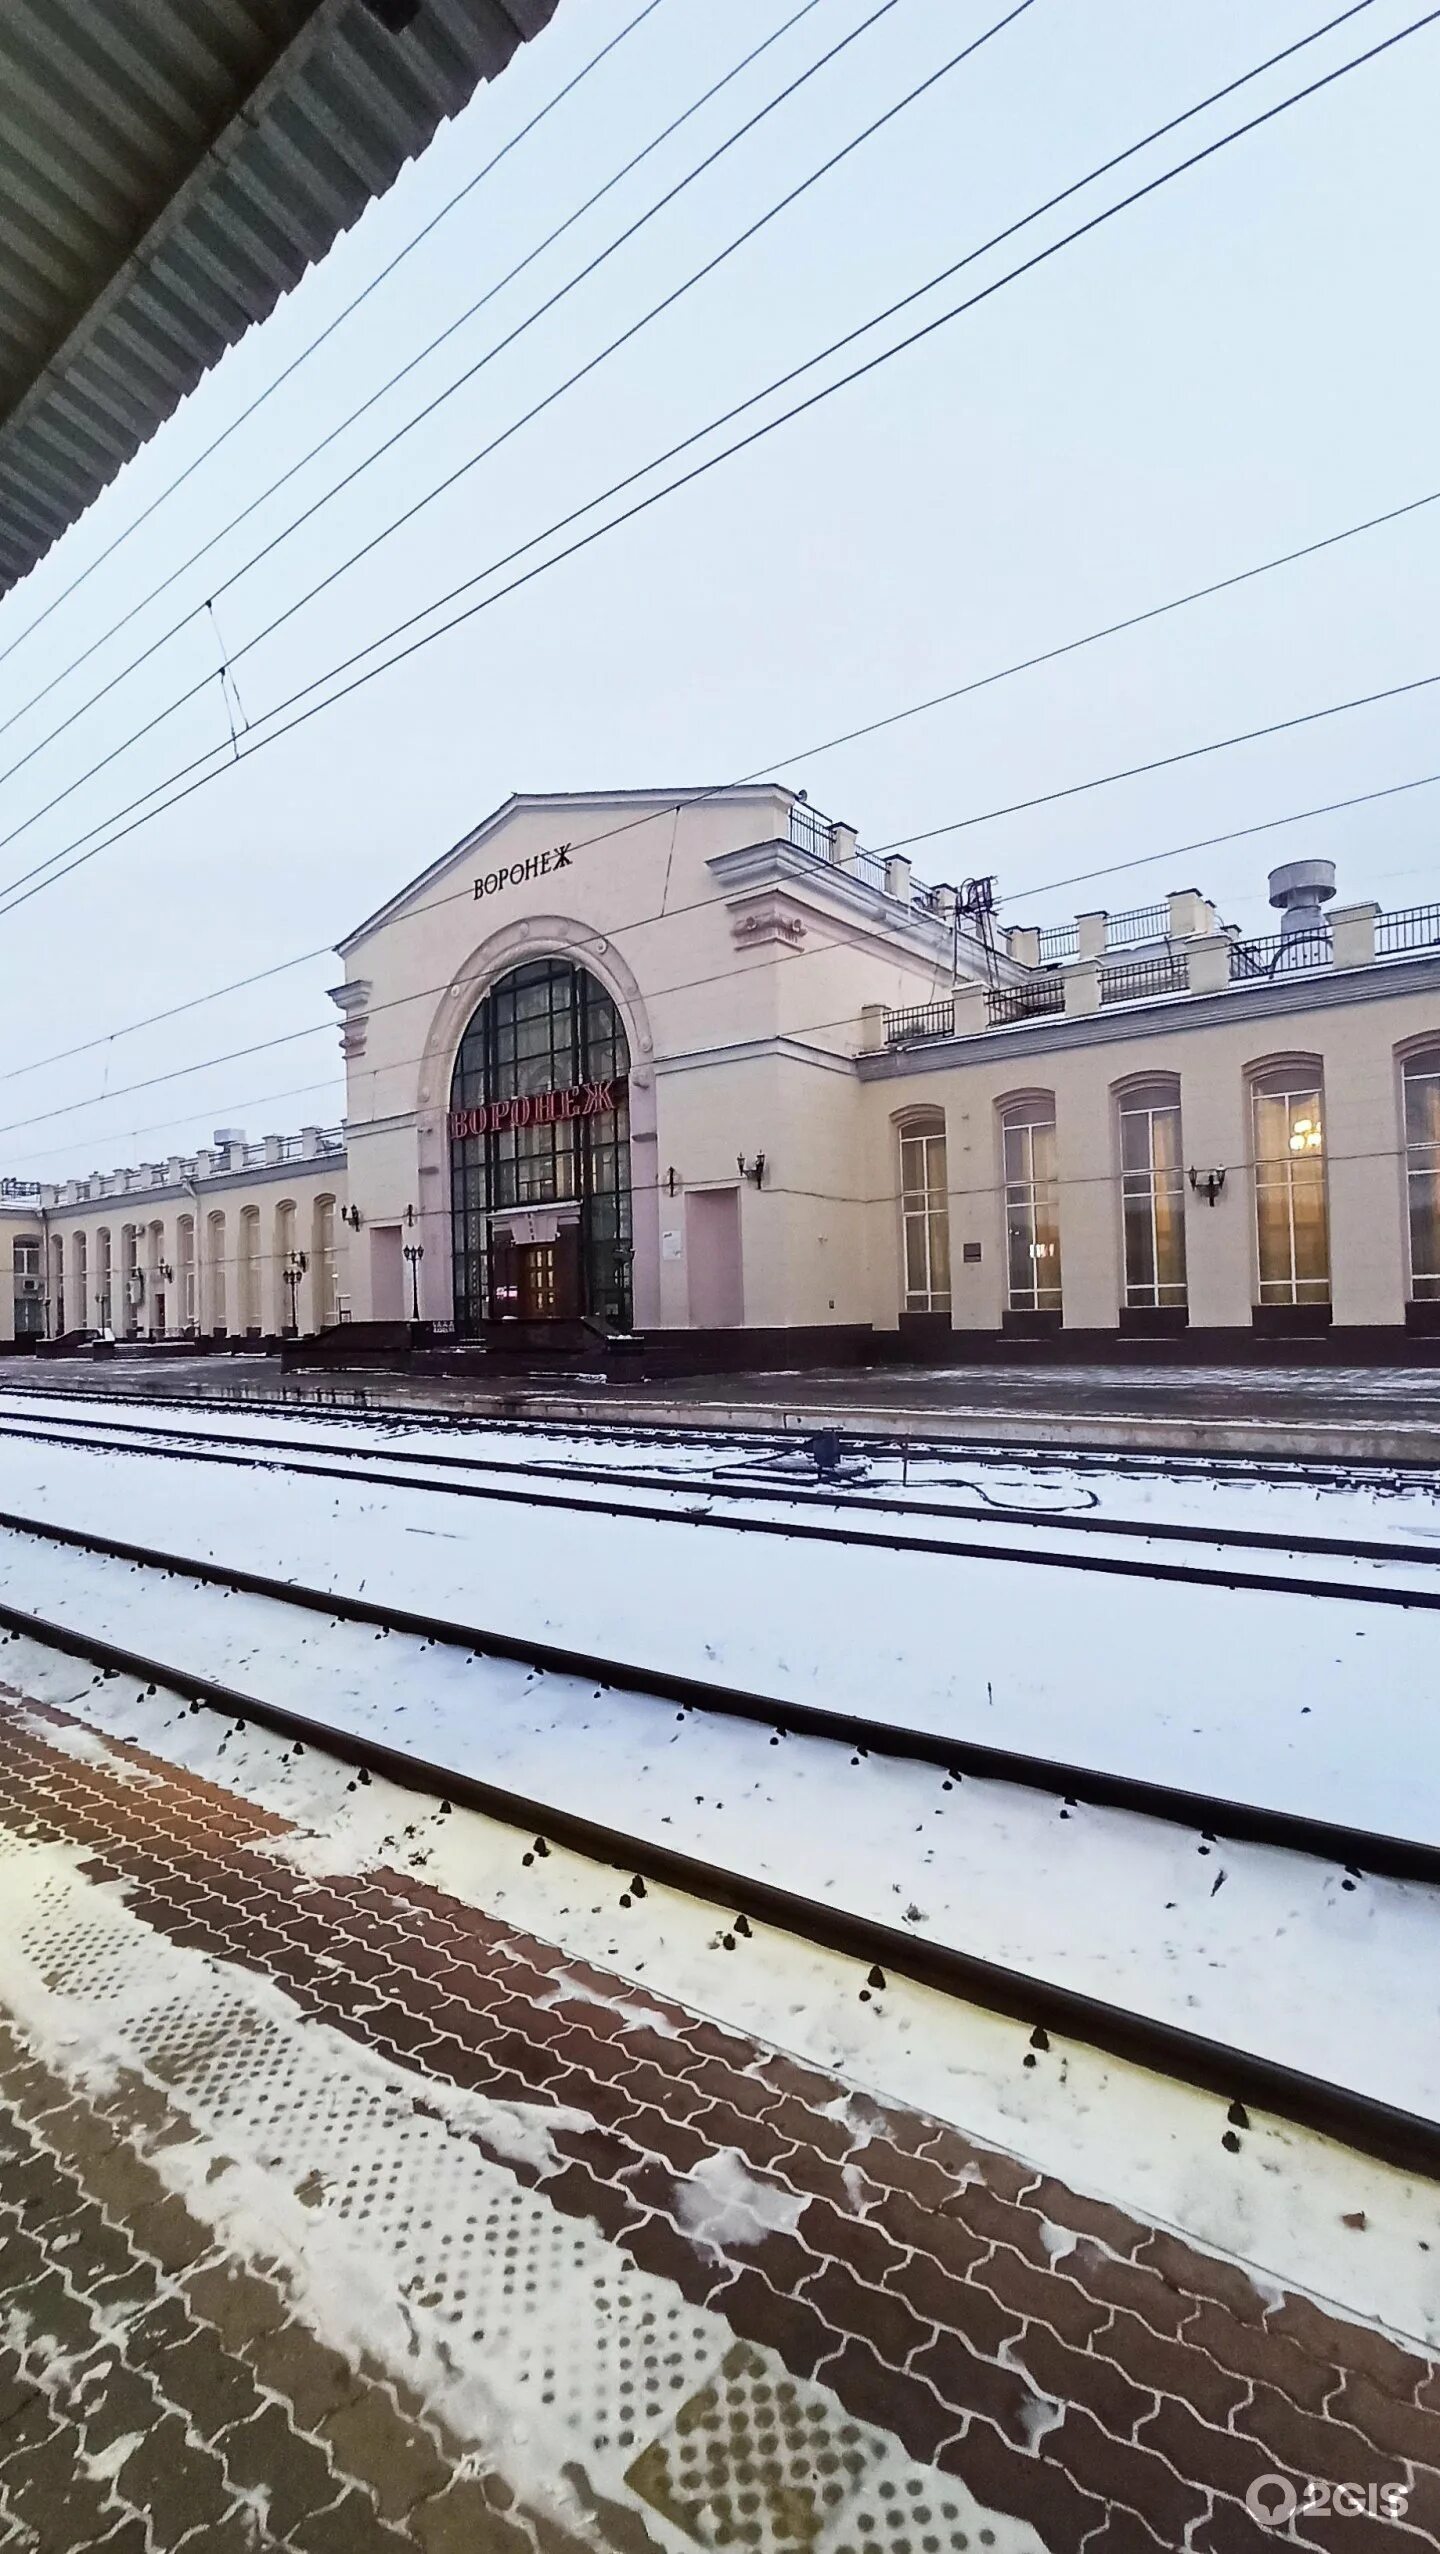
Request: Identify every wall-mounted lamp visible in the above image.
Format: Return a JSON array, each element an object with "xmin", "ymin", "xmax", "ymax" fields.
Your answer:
[
  {"xmin": 665, "ymin": 1166, "xmax": 679, "ymax": 1197},
  {"xmin": 341, "ymin": 1204, "xmax": 364, "ymax": 1230},
  {"xmin": 737, "ymin": 1153, "xmax": 766, "ymax": 1189},
  {"xmin": 1187, "ymin": 1165, "xmax": 1227, "ymax": 1207},
  {"xmin": 157, "ymin": 1261, "xmax": 175, "ymax": 1284}
]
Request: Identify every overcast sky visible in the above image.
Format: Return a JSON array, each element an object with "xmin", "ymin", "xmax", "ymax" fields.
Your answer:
[{"xmin": 0, "ymin": 0, "xmax": 1436, "ymax": 1180}]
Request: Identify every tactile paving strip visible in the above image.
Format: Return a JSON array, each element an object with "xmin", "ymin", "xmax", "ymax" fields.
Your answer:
[{"xmin": 6, "ymin": 1847, "xmax": 1041, "ymax": 2554}]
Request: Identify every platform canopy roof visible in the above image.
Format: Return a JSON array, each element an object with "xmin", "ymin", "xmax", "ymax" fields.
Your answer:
[{"xmin": 0, "ymin": 0, "xmax": 557, "ymax": 600}]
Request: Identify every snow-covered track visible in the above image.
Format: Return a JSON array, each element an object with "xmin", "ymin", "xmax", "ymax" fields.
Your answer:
[
  {"xmin": 1, "ymin": 1506, "xmax": 1437, "ymax": 2189},
  {"xmin": 4, "ymin": 1493, "xmax": 1421, "ymax": 1872},
  {"xmin": 1, "ymin": 1370, "xmax": 1437, "ymax": 1488},
  {"xmin": 0, "ymin": 1403, "xmax": 1435, "ymax": 1606}
]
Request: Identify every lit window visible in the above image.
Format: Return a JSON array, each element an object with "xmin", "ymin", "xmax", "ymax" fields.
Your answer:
[
  {"xmin": 898, "ymin": 1121, "xmax": 950, "ymax": 1313},
  {"xmin": 1001, "ymin": 1099, "xmax": 1062, "ymax": 1312},
  {"xmin": 1251, "ymin": 1069, "xmax": 1329, "ymax": 1304},
  {"xmin": 1119, "ymin": 1082, "xmax": 1187, "ymax": 1309},
  {"xmin": 1403, "ymin": 1049, "xmax": 1440, "ymax": 1300}
]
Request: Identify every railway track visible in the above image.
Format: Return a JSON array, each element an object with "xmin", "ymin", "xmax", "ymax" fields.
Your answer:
[
  {"xmin": 1, "ymin": 1368, "xmax": 1436, "ymax": 1488},
  {"xmin": 0, "ymin": 1495, "xmax": 1437, "ymax": 2185},
  {"xmin": 0, "ymin": 1398, "xmax": 1435, "ymax": 1606}
]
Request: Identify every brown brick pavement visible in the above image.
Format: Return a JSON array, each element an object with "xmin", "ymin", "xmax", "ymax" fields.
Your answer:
[
  {"xmin": 0, "ymin": 2025, "xmax": 591, "ymax": 2552},
  {"xmin": 1, "ymin": 1691, "xmax": 1437, "ymax": 2551}
]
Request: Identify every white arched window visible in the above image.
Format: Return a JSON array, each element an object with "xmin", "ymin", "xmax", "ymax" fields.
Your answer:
[
  {"xmin": 1000, "ymin": 1095, "xmax": 1062, "ymax": 1312},
  {"xmin": 1402, "ymin": 1046, "xmax": 1440, "ymax": 1300},
  {"xmin": 239, "ymin": 1208, "xmax": 261, "ymax": 1334},
  {"xmin": 313, "ymin": 1196, "xmax": 339, "ymax": 1327},
  {"xmin": 1250, "ymin": 1061, "xmax": 1329, "ymax": 1305},
  {"xmin": 95, "ymin": 1228, "xmax": 112, "ymax": 1332},
  {"xmin": 177, "ymin": 1215, "xmax": 196, "ymax": 1332},
  {"xmin": 897, "ymin": 1117, "xmax": 950, "ymax": 1313},
  {"xmin": 208, "ymin": 1213, "xmax": 227, "ymax": 1332},
  {"xmin": 1118, "ymin": 1078, "xmax": 1186, "ymax": 1309}
]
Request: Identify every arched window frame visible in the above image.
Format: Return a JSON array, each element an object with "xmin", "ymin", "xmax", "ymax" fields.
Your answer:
[
  {"xmin": 1114, "ymin": 1073, "xmax": 1187, "ymax": 1310},
  {"xmin": 448, "ymin": 957, "xmax": 631, "ymax": 1332},
  {"xmin": 239, "ymin": 1206, "xmax": 262, "ymax": 1336},
  {"xmin": 176, "ymin": 1214, "xmax": 196, "ymax": 1333},
  {"xmin": 207, "ymin": 1212, "xmax": 227, "ymax": 1334},
  {"xmin": 1247, "ymin": 1054, "xmax": 1330, "ymax": 1306},
  {"xmin": 1398, "ymin": 1038, "xmax": 1440, "ymax": 1301},
  {"xmin": 895, "ymin": 1109, "xmax": 951, "ymax": 1315},
  {"xmin": 998, "ymin": 1091, "xmax": 1062, "ymax": 1313}
]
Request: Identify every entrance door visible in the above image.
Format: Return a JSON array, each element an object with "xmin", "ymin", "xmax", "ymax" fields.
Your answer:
[
  {"xmin": 513, "ymin": 1235, "xmax": 581, "ymax": 1320},
  {"xmin": 516, "ymin": 1244, "xmax": 557, "ymax": 1320}
]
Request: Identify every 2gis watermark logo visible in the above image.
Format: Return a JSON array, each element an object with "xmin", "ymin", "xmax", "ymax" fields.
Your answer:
[{"xmin": 1246, "ymin": 2472, "xmax": 1411, "ymax": 2527}]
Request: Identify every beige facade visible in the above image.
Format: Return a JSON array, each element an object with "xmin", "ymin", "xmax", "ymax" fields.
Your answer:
[
  {"xmin": 0, "ymin": 1135, "xmax": 347, "ymax": 1346},
  {"xmin": 4, "ymin": 786, "xmax": 1440, "ymax": 1349}
]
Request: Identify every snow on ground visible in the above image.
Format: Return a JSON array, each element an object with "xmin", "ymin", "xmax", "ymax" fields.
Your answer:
[
  {"xmin": 0, "ymin": 1428, "xmax": 1436, "ymax": 1852},
  {"xmin": 6, "ymin": 1671, "xmax": 1435, "ymax": 2356},
  {"xmin": 3, "ymin": 1543, "xmax": 1436, "ymax": 2126},
  {"xmin": 4, "ymin": 1382, "xmax": 1440, "ymax": 1552}
]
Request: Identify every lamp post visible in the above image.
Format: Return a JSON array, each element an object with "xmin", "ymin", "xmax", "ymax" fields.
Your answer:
[
  {"xmin": 402, "ymin": 1241, "xmax": 424, "ymax": 1323},
  {"xmin": 283, "ymin": 1248, "xmax": 308, "ymax": 1335}
]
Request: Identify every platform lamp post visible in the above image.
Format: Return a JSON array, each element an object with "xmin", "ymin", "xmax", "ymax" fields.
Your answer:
[
  {"xmin": 283, "ymin": 1248, "xmax": 308, "ymax": 1336},
  {"xmin": 402, "ymin": 1240, "xmax": 424, "ymax": 1323}
]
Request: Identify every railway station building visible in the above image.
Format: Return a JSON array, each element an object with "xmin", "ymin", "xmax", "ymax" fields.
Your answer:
[{"xmin": 5, "ymin": 783, "xmax": 1440, "ymax": 1360}]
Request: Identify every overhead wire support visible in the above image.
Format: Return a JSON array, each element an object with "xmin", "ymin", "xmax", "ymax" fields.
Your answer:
[{"xmin": 1, "ymin": 0, "xmax": 1434, "ymax": 927}]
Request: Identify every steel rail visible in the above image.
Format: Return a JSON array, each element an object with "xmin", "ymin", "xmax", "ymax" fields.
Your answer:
[
  {"xmin": 0, "ymin": 1402, "xmax": 1436, "ymax": 1575},
  {"xmin": 0, "ymin": 1499, "xmax": 1434, "ymax": 1888},
  {"xmin": 0, "ymin": 1368, "xmax": 1434, "ymax": 1485},
  {"xmin": 0, "ymin": 1408, "xmax": 1434, "ymax": 1611},
  {"xmin": 0, "ymin": 1579, "xmax": 1435, "ymax": 2187}
]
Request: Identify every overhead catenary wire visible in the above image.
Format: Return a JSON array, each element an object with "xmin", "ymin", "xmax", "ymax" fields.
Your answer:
[
  {"xmin": 869, "ymin": 669, "xmax": 1440, "ymax": 855},
  {"xmin": 0, "ymin": 0, "xmax": 1414, "ymax": 923},
  {"xmin": 4, "ymin": 640, "xmax": 1440, "ymax": 1156},
  {"xmin": 0, "ymin": 461, "xmax": 1436, "ymax": 1104},
  {"xmin": 0, "ymin": 0, "xmax": 836, "ymax": 766},
  {"xmin": 0, "ymin": 0, "xmax": 673, "ymax": 677},
  {"xmin": 0, "ymin": 0, "xmax": 1031, "ymax": 864}
]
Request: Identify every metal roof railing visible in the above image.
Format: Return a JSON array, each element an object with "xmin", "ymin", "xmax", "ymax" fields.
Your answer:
[
  {"xmin": 884, "ymin": 1001, "xmax": 954, "ymax": 1047},
  {"xmin": 1106, "ymin": 902, "xmax": 1169, "ymax": 946},
  {"xmin": 1377, "ymin": 901, "xmax": 1440, "ymax": 956}
]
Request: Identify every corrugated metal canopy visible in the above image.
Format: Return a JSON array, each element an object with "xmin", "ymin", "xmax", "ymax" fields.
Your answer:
[{"xmin": 0, "ymin": 0, "xmax": 558, "ymax": 599}]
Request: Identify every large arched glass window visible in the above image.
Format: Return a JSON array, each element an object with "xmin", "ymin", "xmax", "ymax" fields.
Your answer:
[
  {"xmin": 897, "ymin": 1115, "xmax": 950, "ymax": 1313},
  {"xmin": 1001, "ymin": 1095, "xmax": 1062, "ymax": 1311},
  {"xmin": 449, "ymin": 958, "xmax": 631, "ymax": 1331},
  {"xmin": 1402, "ymin": 1046, "xmax": 1440, "ymax": 1299},
  {"xmin": 1251, "ymin": 1062, "xmax": 1329, "ymax": 1304},
  {"xmin": 1118, "ymin": 1078, "xmax": 1186, "ymax": 1308}
]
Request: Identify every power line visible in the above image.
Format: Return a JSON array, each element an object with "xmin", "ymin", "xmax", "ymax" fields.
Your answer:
[
  {"xmin": 0, "ymin": 0, "xmax": 1015, "ymax": 863},
  {"xmin": 1004, "ymin": 768, "xmax": 1440, "ymax": 908},
  {"xmin": 0, "ymin": 0, "xmax": 882, "ymax": 798},
  {"xmin": 3, "ymin": 1, "xmax": 1432, "ymax": 924},
  {"xmin": 6, "ymin": 721, "xmax": 1440, "ymax": 1155},
  {"xmin": 871, "ymin": 669, "xmax": 1440, "ymax": 854},
  {"xmin": 0, "ymin": 453, "xmax": 1432, "ymax": 1101},
  {"xmin": 0, "ymin": 0, "xmax": 672, "ymax": 677},
  {"xmin": 0, "ymin": 0, "xmax": 830, "ymax": 765}
]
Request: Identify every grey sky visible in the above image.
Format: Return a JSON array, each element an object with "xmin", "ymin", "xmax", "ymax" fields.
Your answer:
[{"xmin": 0, "ymin": 0, "xmax": 1436, "ymax": 1180}]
